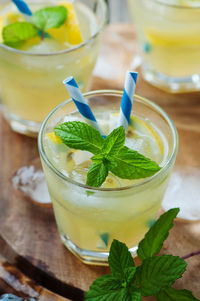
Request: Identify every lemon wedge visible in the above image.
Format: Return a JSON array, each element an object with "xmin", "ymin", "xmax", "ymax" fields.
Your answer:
[
  {"xmin": 47, "ymin": 2, "xmax": 83, "ymax": 46},
  {"xmin": 47, "ymin": 132, "xmax": 62, "ymax": 144}
]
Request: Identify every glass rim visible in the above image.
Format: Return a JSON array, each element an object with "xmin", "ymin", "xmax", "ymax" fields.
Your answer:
[
  {"xmin": 38, "ymin": 89, "xmax": 179, "ymax": 192},
  {"xmin": 0, "ymin": 0, "xmax": 108, "ymax": 57},
  {"xmin": 150, "ymin": 0, "xmax": 200, "ymax": 9}
]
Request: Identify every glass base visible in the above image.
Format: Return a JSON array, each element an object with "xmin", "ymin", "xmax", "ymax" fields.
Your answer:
[
  {"xmin": 142, "ymin": 66, "xmax": 200, "ymax": 93},
  {"xmin": 1, "ymin": 106, "xmax": 41, "ymax": 137},
  {"xmin": 60, "ymin": 234, "xmax": 138, "ymax": 266}
]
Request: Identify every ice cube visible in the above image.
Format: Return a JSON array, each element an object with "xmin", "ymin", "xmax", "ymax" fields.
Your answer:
[
  {"xmin": 162, "ymin": 167, "xmax": 200, "ymax": 221},
  {"xmin": 24, "ymin": 39, "xmax": 63, "ymax": 54},
  {"xmin": 12, "ymin": 166, "xmax": 51, "ymax": 205},
  {"xmin": 72, "ymin": 151, "xmax": 92, "ymax": 165},
  {"xmin": 125, "ymin": 137, "xmax": 145, "ymax": 153}
]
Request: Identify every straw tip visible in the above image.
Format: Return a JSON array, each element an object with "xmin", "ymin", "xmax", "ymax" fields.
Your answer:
[
  {"xmin": 63, "ymin": 76, "xmax": 78, "ymax": 88},
  {"xmin": 127, "ymin": 71, "xmax": 138, "ymax": 83}
]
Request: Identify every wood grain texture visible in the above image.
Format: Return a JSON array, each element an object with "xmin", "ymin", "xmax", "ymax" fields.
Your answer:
[{"xmin": 0, "ymin": 24, "xmax": 200, "ymax": 300}]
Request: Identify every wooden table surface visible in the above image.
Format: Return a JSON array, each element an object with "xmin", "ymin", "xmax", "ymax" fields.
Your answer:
[{"xmin": 0, "ymin": 24, "xmax": 200, "ymax": 301}]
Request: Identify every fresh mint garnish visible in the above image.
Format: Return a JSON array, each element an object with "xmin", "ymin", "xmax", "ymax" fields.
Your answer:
[
  {"xmin": 86, "ymin": 162, "xmax": 108, "ymax": 187},
  {"xmin": 135, "ymin": 255, "xmax": 187, "ymax": 296},
  {"xmin": 102, "ymin": 126, "xmax": 125, "ymax": 156},
  {"xmin": 31, "ymin": 6, "xmax": 67, "ymax": 31},
  {"xmin": 108, "ymin": 240, "xmax": 135, "ymax": 279},
  {"xmin": 2, "ymin": 22, "xmax": 38, "ymax": 47},
  {"xmin": 55, "ymin": 121, "xmax": 104, "ymax": 155},
  {"xmin": 54, "ymin": 121, "xmax": 161, "ymax": 187},
  {"xmin": 107, "ymin": 146, "xmax": 161, "ymax": 180},
  {"xmin": 137, "ymin": 208, "xmax": 179, "ymax": 260},
  {"xmin": 156, "ymin": 287, "xmax": 199, "ymax": 301},
  {"xmin": 86, "ymin": 208, "xmax": 200, "ymax": 301},
  {"xmin": 86, "ymin": 275, "xmax": 125, "ymax": 300},
  {"xmin": 2, "ymin": 6, "xmax": 67, "ymax": 47}
]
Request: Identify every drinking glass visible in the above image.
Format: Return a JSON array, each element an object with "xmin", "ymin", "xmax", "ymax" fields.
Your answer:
[
  {"xmin": 38, "ymin": 90, "xmax": 178, "ymax": 265},
  {"xmin": 0, "ymin": 0, "xmax": 107, "ymax": 136},
  {"xmin": 128, "ymin": 0, "xmax": 200, "ymax": 93}
]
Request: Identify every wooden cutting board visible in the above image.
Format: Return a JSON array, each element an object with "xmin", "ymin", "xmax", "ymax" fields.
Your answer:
[{"xmin": 0, "ymin": 24, "xmax": 200, "ymax": 301}]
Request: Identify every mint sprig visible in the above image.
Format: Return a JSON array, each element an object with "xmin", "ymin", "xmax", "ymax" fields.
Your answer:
[
  {"xmin": 55, "ymin": 121, "xmax": 104, "ymax": 155},
  {"xmin": 2, "ymin": 6, "xmax": 67, "ymax": 47},
  {"xmin": 2, "ymin": 22, "xmax": 38, "ymax": 47},
  {"xmin": 86, "ymin": 162, "xmax": 108, "ymax": 187},
  {"xmin": 86, "ymin": 208, "xmax": 200, "ymax": 301},
  {"xmin": 156, "ymin": 287, "xmax": 199, "ymax": 301},
  {"xmin": 135, "ymin": 255, "xmax": 186, "ymax": 296},
  {"xmin": 31, "ymin": 6, "xmax": 67, "ymax": 31},
  {"xmin": 54, "ymin": 121, "xmax": 161, "ymax": 187},
  {"xmin": 137, "ymin": 208, "xmax": 179, "ymax": 260}
]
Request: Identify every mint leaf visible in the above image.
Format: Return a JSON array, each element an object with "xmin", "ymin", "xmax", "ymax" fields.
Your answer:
[
  {"xmin": 100, "ymin": 233, "xmax": 109, "ymax": 247},
  {"xmin": 86, "ymin": 275, "xmax": 141, "ymax": 301},
  {"xmin": 2, "ymin": 22, "xmax": 38, "ymax": 46},
  {"xmin": 31, "ymin": 6, "xmax": 67, "ymax": 31},
  {"xmin": 108, "ymin": 240, "xmax": 135, "ymax": 280},
  {"xmin": 107, "ymin": 147, "xmax": 161, "ymax": 179},
  {"xmin": 122, "ymin": 286, "xmax": 142, "ymax": 301},
  {"xmin": 55, "ymin": 122, "xmax": 104, "ymax": 155},
  {"xmin": 102, "ymin": 126, "xmax": 125, "ymax": 155},
  {"xmin": 137, "ymin": 208, "xmax": 180, "ymax": 260},
  {"xmin": 124, "ymin": 267, "xmax": 136, "ymax": 285},
  {"xmin": 135, "ymin": 255, "xmax": 187, "ymax": 296},
  {"xmin": 86, "ymin": 162, "xmax": 108, "ymax": 187},
  {"xmin": 55, "ymin": 121, "xmax": 160, "ymax": 187},
  {"xmin": 85, "ymin": 274, "xmax": 122, "ymax": 300},
  {"xmin": 156, "ymin": 287, "xmax": 200, "ymax": 301},
  {"xmin": 91, "ymin": 154, "xmax": 104, "ymax": 164}
]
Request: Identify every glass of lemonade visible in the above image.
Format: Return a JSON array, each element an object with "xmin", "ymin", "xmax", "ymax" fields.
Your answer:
[
  {"xmin": 0, "ymin": 0, "xmax": 107, "ymax": 136},
  {"xmin": 128, "ymin": 0, "xmax": 200, "ymax": 93},
  {"xmin": 38, "ymin": 90, "xmax": 178, "ymax": 265}
]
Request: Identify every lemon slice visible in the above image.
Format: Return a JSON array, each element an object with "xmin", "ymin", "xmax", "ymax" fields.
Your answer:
[
  {"xmin": 47, "ymin": 132, "xmax": 62, "ymax": 144},
  {"xmin": 146, "ymin": 29, "xmax": 200, "ymax": 47},
  {"xmin": 129, "ymin": 116, "xmax": 164, "ymax": 156},
  {"xmin": 47, "ymin": 2, "xmax": 83, "ymax": 46}
]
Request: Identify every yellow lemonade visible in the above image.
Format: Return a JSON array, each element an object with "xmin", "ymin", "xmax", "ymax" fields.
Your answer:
[
  {"xmin": 39, "ymin": 91, "xmax": 178, "ymax": 265},
  {"xmin": 0, "ymin": 0, "xmax": 107, "ymax": 135},
  {"xmin": 128, "ymin": 0, "xmax": 200, "ymax": 92}
]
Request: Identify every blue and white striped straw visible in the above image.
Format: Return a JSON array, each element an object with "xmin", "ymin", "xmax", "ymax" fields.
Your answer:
[
  {"xmin": 118, "ymin": 71, "xmax": 138, "ymax": 131},
  {"xmin": 63, "ymin": 77, "xmax": 105, "ymax": 137},
  {"xmin": 12, "ymin": 0, "xmax": 32, "ymax": 16}
]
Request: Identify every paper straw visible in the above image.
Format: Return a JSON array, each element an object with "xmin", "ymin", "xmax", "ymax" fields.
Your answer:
[
  {"xmin": 118, "ymin": 71, "xmax": 138, "ymax": 131},
  {"xmin": 12, "ymin": 0, "xmax": 32, "ymax": 16},
  {"xmin": 63, "ymin": 77, "xmax": 105, "ymax": 137}
]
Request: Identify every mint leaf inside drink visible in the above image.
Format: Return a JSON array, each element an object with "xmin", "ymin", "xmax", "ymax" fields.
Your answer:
[
  {"xmin": 31, "ymin": 6, "xmax": 67, "ymax": 31},
  {"xmin": 2, "ymin": 22, "xmax": 38, "ymax": 46},
  {"xmin": 137, "ymin": 208, "xmax": 180, "ymax": 260},
  {"xmin": 54, "ymin": 121, "xmax": 161, "ymax": 188}
]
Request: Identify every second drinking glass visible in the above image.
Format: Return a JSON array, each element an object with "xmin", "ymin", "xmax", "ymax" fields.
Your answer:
[{"xmin": 0, "ymin": 0, "xmax": 107, "ymax": 136}]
